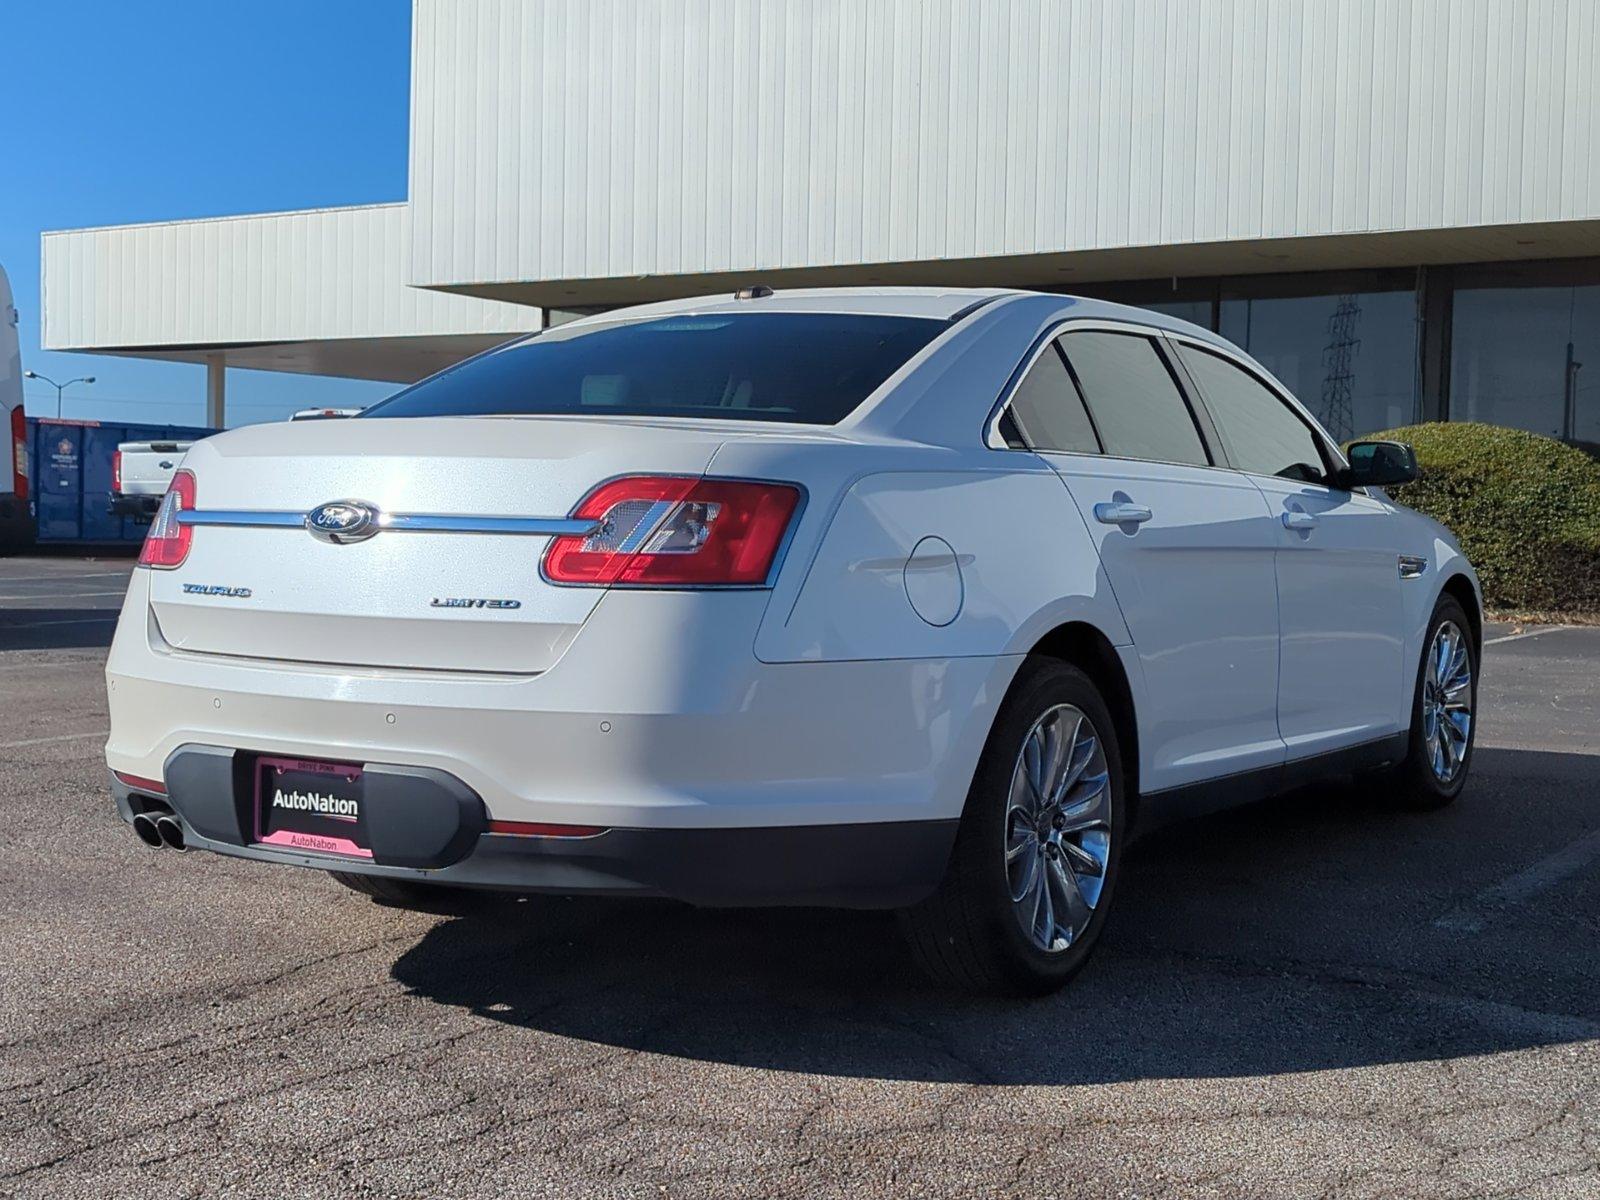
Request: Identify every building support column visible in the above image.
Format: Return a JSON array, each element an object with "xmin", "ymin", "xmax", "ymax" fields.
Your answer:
[
  {"xmin": 1418, "ymin": 266, "xmax": 1453, "ymax": 425},
  {"xmin": 205, "ymin": 354, "xmax": 226, "ymax": 429}
]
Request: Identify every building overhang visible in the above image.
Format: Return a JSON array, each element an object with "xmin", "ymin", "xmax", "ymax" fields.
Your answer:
[
  {"xmin": 67, "ymin": 332, "xmax": 524, "ymax": 385},
  {"xmin": 435, "ymin": 220, "xmax": 1600, "ymax": 310},
  {"xmin": 41, "ymin": 203, "xmax": 541, "ymax": 381}
]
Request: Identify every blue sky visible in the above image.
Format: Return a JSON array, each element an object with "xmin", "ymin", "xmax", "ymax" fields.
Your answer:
[{"xmin": 2, "ymin": 1, "xmax": 412, "ymax": 428}]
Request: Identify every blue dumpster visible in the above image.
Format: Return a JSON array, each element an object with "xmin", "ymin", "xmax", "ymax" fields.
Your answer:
[{"xmin": 28, "ymin": 418, "xmax": 217, "ymax": 544}]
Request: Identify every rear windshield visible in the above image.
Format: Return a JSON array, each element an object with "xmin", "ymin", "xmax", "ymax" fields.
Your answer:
[{"xmin": 362, "ymin": 312, "xmax": 946, "ymax": 425}]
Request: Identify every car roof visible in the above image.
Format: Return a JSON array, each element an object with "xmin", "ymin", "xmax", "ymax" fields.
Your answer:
[
  {"xmin": 555, "ymin": 286, "xmax": 1014, "ymax": 326},
  {"xmin": 552, "ymin": 284, "xmax": 1217, "ymax": 341}
]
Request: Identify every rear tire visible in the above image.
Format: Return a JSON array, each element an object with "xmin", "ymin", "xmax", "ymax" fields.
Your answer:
[
  {"xmin": 900, "ymin": 657, "xmax": 1126, "ymax": 996},
  {"xmin": 329, "ymin": 871, "xmax": 481, "ymax": 912},
  {"xmin": 1374, "ymin": 594, "xmax": 1478, "ymax": 811}
]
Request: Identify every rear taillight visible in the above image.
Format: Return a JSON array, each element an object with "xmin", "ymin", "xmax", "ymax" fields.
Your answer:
[
  {"xmin": 9, "ymin": 405, "xmax": 25, "ymax": 503},
  {"xmin": 543, "ymin": 475, "xmax": 802, "ymax": 587},
  {"xmin": 111, "ymin": 449, "xmax": 123, "ymax": 495},
  {"xmin": 138, "ymin": 469, "xmax": 196, "ymax": 569}
]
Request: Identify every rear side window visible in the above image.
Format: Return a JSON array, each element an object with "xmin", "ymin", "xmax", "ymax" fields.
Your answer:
[
  {"xmin": 1007, "ymin": 342, "xmax": 1101, "ymax": 454},
  {"xmin": 1176, "ymin": 345, "xmax": 1330, "ymax": 482},
  {"xmin": 1059, "ymin": 332, "xmax": 1210, "ymax": 467},
  {"xmin": 363, "ymin": 313, "xmax": 946, "ymax": 425}
]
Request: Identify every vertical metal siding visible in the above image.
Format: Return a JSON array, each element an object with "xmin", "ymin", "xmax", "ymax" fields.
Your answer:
[{"xmin": 407, "ymin": 0, "xmax": 1600, "ymax": 289}]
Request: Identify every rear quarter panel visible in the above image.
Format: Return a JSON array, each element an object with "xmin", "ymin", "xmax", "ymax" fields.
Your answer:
[{"xmin": 719, "ymin": 442, "xmax": 1130, "ymax": 665}]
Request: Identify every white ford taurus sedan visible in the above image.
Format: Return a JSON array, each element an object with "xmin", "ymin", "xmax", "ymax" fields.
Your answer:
[{"xmin": 107, "ymin": 287, "xmax": 1480, "ymax": 994}]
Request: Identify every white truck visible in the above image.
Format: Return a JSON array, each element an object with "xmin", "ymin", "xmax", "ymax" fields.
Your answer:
[
  {"xmin": 111, "ymin": 404, "xmax": 347, "ymax": 519},
  {"xmin": 111, "ymin": 440, "xmax": 196, "ymax": 520},
  {"xmin": 0, "ymin": 263, "xmax": 32, "ymax": 551}
]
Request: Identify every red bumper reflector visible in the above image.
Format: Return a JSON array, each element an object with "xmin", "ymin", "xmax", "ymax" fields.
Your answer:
[
  {"xmin": 114, "ymin": 771, "xmax": 167, "ymax": 796},
  {"xmin": 487, "ymin": 820, "xmax": 607, "ymax": 838}
]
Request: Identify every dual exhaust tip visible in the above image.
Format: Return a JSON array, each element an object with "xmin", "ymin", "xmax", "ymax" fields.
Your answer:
[{"xmin": 132, "ymin": 811, "xmax": 186, "ymax": 851}]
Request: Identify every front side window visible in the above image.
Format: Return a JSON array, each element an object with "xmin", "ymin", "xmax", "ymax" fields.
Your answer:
[
  {"xmin": 1006, "ymin": 342, "xmax": 1101, "ymax": 454},
  {"xmin": 364, "ymin": 313, "xmax": 947, "ymax": 425},
  {"xmin": 1176, "ymin": 344, "xmax": 1330, "ymax": 483},
  {"xmin": 1058, "ymin": 331, "xmax": 1210, "ymax": 467}
]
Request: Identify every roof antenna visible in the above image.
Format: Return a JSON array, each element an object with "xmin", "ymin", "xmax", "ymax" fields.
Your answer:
[{"xmin": 734, "ymin": 284, "xmax": 774, "ymax": 300}]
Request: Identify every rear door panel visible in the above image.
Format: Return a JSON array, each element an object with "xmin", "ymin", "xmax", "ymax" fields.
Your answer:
[{"xmin": 1046, "ymin": 454, "xmax": 1285, "ymax": 791}]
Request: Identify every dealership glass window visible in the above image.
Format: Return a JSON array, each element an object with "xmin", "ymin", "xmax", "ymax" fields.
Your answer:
[
  {"xmin": 1218, "ymin": 289, "xmax": 1420, "ymax": 442},
  {"xmin": 1450, "ymin": 279, "xmax": 1600, "ymax": 447}
]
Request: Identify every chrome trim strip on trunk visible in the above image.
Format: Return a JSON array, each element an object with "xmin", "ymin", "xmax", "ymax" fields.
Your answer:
[
  {"xmin": 177, "ymin": 510, "xmax": 305, "ymax": 528},
  {"xmin": 381, "ymin": 514, "xmax": 600, "ymax": 536},
  {"xmin": 178, "ymin": 510, "xmax": 600, "ymax": 536}
]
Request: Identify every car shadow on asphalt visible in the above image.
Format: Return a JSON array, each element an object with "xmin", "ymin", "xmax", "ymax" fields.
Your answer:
[
  {"xmin": 390, "ymin": 746, "xmax": 1600, "ymax": 1084},
  {"xmin": 0, "ymin": 606, "xmax": 121, "ymax": 651}
]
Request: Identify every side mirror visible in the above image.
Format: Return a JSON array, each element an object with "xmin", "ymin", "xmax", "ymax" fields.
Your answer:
[{"xmin": 1340, "ymin": 440, "xmax": 1420, "ymax": 489}]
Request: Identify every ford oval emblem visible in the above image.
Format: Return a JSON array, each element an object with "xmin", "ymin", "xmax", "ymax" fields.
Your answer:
[{"xmin": 306, "ymin": 499, "xmax": 382, "ymax": 544}]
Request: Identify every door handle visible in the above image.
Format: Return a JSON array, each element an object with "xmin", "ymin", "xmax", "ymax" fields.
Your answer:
[
  {"xmin": 1094, "ymin": 501, "xmax": 1153, "ymax": 526},
  {"xmin": 1282, "ymin": 510, "xmax": 1319, "ymax": 531}
]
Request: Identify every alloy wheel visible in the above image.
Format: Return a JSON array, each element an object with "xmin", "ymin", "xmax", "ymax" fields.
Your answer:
[
  {"xmin": 1004, "ymin": 703, "xmax": 1113, "ymax": 952},
  {"xmin": 1421, "ymin": 619, "xmax": 1473, "ymax": 784}
]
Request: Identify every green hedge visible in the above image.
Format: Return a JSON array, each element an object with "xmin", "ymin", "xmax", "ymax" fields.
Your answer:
[{"xmin": 1360, "ymin": 422, "xmax": 1600, "ymax": 615}]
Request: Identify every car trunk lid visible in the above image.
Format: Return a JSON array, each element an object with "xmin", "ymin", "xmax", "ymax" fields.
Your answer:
[{"xmin": 145, "ymin": 416, "xmax": 727, "ymax": 673}]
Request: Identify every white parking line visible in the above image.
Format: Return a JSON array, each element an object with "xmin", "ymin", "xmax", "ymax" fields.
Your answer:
[
  {"xmin": 0, "ymin": 659, "xmax": 104, "ymax": 672},
  {"xmin": 1434, "ymin": 826, "xmax": 1600, "ymax": 933},
  {"xmin": 1484, "ymin": 626, "xmax": 1574, "ymax": 646},
  {"xmin": 0, "ymin": 730, "xmax": 106, "ymax": 749}
]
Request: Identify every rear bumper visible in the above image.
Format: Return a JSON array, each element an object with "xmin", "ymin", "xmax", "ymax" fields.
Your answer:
[
  {"xmin": 112, "ymin": 765, "xmax": 957, "ymax": 908},
  {"xmin": 106, "ymin": 570, "xmax": 1017, "ymax": 834}
]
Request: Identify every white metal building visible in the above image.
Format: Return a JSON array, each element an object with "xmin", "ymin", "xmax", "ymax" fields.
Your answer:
[{"xmin": 42, "ymin": 0, "xmax": 1600, "ymax": 444}]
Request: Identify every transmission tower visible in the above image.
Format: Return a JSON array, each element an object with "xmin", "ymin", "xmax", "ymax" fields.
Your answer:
[{"xmin": 1318, "ymin": 294, "xmax": 1362, "ymax": 442}]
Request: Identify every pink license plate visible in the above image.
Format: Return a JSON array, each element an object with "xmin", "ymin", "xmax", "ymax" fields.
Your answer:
[{"xmin": 254, "ymin": 756, "xmax": 371, "ymax": 859}]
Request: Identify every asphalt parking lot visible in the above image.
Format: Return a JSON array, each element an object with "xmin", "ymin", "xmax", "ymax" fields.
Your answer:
[{"xmin": 1, "ymin": 554, "xmax": 1596, "ymax": 1199}]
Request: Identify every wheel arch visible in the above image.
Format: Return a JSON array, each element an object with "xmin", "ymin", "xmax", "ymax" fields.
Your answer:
[
  {"xmin": 1439, "ymin": 572, "xmax": 1482, "ymax": 655},
  {"xmin": 1026, "ymin": 621, "xmax": 1141, "ymax": 808}
]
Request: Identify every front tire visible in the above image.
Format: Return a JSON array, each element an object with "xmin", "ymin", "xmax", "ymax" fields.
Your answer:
[
  {"xmin": 1378, "ymin": 594, "xmax": 1478, "ymax": 810},
  {"xmin": 900, "ymin": 657, "xmax": 1126, "ymax": 996}
]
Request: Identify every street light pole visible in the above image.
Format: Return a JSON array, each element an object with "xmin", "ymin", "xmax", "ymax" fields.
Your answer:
[{"xmin": 22, "ymin": 371, "xmax": 95, "ymax": 419}]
